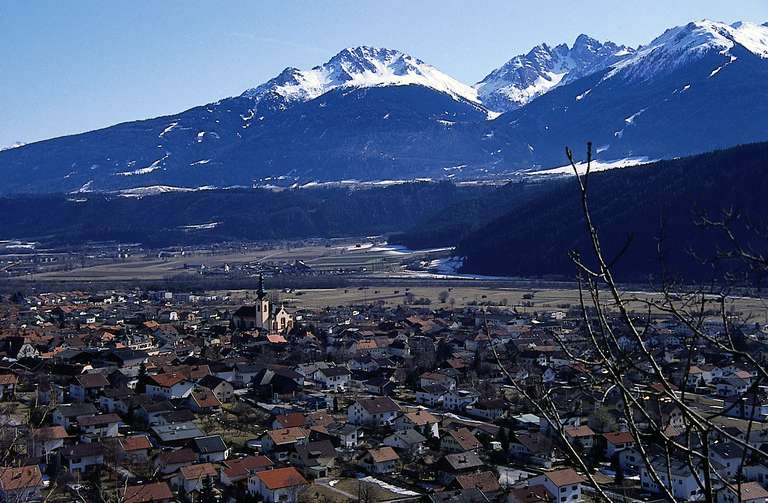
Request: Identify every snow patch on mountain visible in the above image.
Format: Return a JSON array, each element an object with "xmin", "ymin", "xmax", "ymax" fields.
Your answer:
[
  {"xmin": 242, "ymin": 46, "xmax": 481, "ymax": 107},
  {"xmin": 159, "ymin": 122, "xmax": 178, "ymax": 138},
  {"xmin": 116, "ymin": 154, "xmax": 170, "ymax": 176},
  {"xmin": 526, "ymin": 157, "xmax": 655, "ymax": 177},
  {"xmin": 117, "ymin": 185, "xmax": 216, "ymax": 198}
]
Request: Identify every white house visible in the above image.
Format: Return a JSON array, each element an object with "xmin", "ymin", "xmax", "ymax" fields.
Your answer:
[
  {"xmin": 172, "ymin": 463, "xmax": 217, "ymax": 494},
  {"xmin": 313, "ymin": 367, "xmax": 350, "ymax": 391},
  {"xmin": 248, "ymin": 467, "xmax": 308, "ymax": 503},
  {"xmin": 443, "ymin": 389, "xmax": 479, "ymax": 412},
  {"xmin": 640, "ymin": 458, "xmax": 705, "ymax": 501},
  {"xmin": 527, "ymin": 468, "xmax": 585, "ymax": 503},
  {"xmin": 416, "ymin": 384, "xmax": 448, "ymax": 407},
  {"xmin": 348, "ymin": 397, "xmax": 400, "ymax": 427},
  {"xmin": 145, "ymin": 373, "xmax": 195, "ymax": 400}
]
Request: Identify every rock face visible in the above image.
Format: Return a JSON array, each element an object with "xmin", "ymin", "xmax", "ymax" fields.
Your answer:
[{"xmin": 474, "ymin": 34, "xmax": 633, "ymax": 113}]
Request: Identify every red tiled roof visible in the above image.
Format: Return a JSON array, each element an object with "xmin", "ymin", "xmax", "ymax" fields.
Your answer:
[
  {"xmin": 545, "ymin": 468, "xmax": 585, "ymax": 487},
  {"xmin": 179, "ymin": 463, "xmax": 217, "ymax": 481},
  {"xmin": 32, "ymin": 426, "xmax": 68, "ymax": 441},
  {"xmin": 456, "ymin": 470, "xmax": 501, "ymax": 493},
  {"xmin": 255, "ymin": 467, "xmax": 308, "ymax": 490},
  {"xmin": 223, "ymin": 456, "xmax": 274, "ymax": 480},
  {"xmin": 0, "ymin": 465, "xmax": 42, "ymax": 491},
  {"xmin": 447, "ymin": 428, "xmax": 482, "ymax": 451},
  {"xmin": 148, "ymin": 373, "xmax": 188, "ymax": 388},
  {"xmin": 564, "ymin": 425, "xmax": 595, "ymax": 438},
  {"xmin": 120, "ymin": 435, "xmax": 152, "ymax": 452},
  {"xmin": 0, "ymin": 374, "xmax": 18, "ymax": 386},
  {"xmin": 603, "ymin": 431, "xmax": 634, "ymax": 445},
  {"xmin": 274, "ymin": 412, "xmax": 307, "ymax": 429},
  {"xmin": 122, "ymin": 482, "xmax": 173, "ymax": 503},
  {"xmin": 267, "ymin": 427, "xmax": 309, "ymax": 445},
  {"xmin": 369, "ymin": 446, "xmax": 399, "ymax": 463}
]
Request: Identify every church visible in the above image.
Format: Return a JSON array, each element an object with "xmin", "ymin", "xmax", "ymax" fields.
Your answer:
[{"xmin": 232, "ymin": 276, "xmax": 294, "ymax": 333}]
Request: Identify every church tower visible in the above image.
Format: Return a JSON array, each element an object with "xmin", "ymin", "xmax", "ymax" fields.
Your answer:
[{"xmin": 256, "ymin": 274, "xmax": 271, "ymax": 328}]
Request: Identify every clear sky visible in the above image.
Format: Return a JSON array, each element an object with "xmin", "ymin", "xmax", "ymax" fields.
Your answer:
[{"xmin": 1, "ymin": 1, "xmax": 766, "ymax": 147}]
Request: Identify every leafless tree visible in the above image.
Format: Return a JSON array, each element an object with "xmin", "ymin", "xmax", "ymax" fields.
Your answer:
[{"xmin": 492, "ymin": 142, "xmax": 768, "ymax": 502}]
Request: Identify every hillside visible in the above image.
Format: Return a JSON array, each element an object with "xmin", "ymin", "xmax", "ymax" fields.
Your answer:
[
  {"xmin": 455, "ymin": 142, "xmax": 768, "ymax": 280},
  {"xmin": 0, "ymin": 182, "xmax": 492, "ymax": 247}
]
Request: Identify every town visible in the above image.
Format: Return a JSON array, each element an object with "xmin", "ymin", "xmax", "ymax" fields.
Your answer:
[{"xmin": 0, "ymin": 275, "xmax": 764, "ymax": 503}]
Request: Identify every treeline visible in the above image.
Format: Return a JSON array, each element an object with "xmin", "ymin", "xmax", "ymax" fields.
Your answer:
[{"xmin": 0, "ymin": 182, "xmax": 492, "ymax": 247}]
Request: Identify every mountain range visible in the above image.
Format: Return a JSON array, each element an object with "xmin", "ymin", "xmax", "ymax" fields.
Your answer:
[{"xmin": 1, "ymin": 20, "xmax": 767, "ymax": 194}]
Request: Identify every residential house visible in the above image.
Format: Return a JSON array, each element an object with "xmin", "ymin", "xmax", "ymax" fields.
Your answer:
[
  {"xmin": 603, "ymin": 431, "xmax": 635, "ymax": 458},
  {"xmin": 220, "ymin": 455, "xmax": 274, "ymax": 487},
  {"xmin": 436, "ymin": 451, "xmax": 485, "ymax": 484},
  {"xmin": 563, "ymin": 425, "xmax": 595, "ymax": 451},
  {"xmin": 248, "ymin": 466, "xmax": 308, "ymax": 503},
  {"xmin": 76, "ymin": 413, "xmax": 121, "ymax": 438},
  {"xmin": 360, "ymin": 447, "xmax": 400, "ymax": 475},
  {"xmin": 261, "ymin": 427, "xmax": 309, "ymax": 461},
  {"xmin": 313, "ymin": 367, "xmax": 350, "ymax": 391},
  {"xmin": 383, "ymin": 429, "xmax": 427, "ymax": 455},
  {"xmin": 290, "ymin": 439, "xmax": 336, "ymax": 478},
  {"xmin": 640, "ymin": 458, "xmax": 705, "ymax": 501},
  {"xmin": 717, "ymin": 481, "xmax": 768, "ymax": 503},
  {"xmin": 172, "ymin": 462, "xmax": 217, "ymax": 494},
  {"xmin": 452, "ymin": 471, "xmax": 501, "ymax": 499},
  {"xmin": 145, "ymin": 373, "xmax": 195, "ymax": 400},
  {"xmin": 442, "ymin": 427, "xmax": 481, "ymax": 453},
  {"xmin": 185, "ymin": 387, "xmax": 222, "ymax": 414},
  {"xmin": 118, "ymin": 435, "xmax": 152, "ymax": 464},
  {"xmin": 0, "ymin": 374, "xmax": 18, "ymax": 401},
  {"xmin": 444, "ymin": 389, "xmax": 479, "ymax": 412},
  {"xmin": 69, "ymin": 373, "xmax": 110, "ymax": 402},
  {"xmin": 29, "ymin": 426, "xmax": 68, "ymax": 460},
  {"xmin": 121, "ymin": 481, "xmax": 174, "ymax": 503},
  {"xmin": 325, "ymin": 423, "xmax": 360, "ymax": 450},
  {"xmin": 191, "ymin": 435, "xmax": 230, "ymax": 463},
  {"xmin": 526, "ymin": 468, "xmax": 585, "ymax": 503},
  {"xmin": 509, "ymin": 432, "xmax": 557, "ymax": 469},
  {"xmin": 196, "ymin": 375, "xmax": 234, "ymax": 403},
  {"xmin": 154, "ymin": 448, "xmax": 197, "ymax": 475},
  {"xmin": 416, "ymin": 384, "xmax": 448, "ymax": 407},
  {"xmin": 348, "ymin": 397, "xmax": 400, "ymax": 427},
  {"xmin": 466, "ymin": 399, "xmax": 506, "ymax": 421},
  {"xmin": 52, "ymin": 403, "xmax": 97, "ymax": 429},
  {"xmin": 0, "ymin": 465, "xmax": 43, "ymax": 502},
  {"xmin": 395, "ymin": 410, "xmax": 440, "ymax": 438},
  {"xmin": 62, "ymin": 442, "xmax": 105, "ymax": 476}
]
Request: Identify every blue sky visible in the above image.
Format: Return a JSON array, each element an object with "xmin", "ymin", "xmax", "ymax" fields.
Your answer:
[{"xmin": 1, "ymin": 1, "xmax": 766, "ymax": 146}]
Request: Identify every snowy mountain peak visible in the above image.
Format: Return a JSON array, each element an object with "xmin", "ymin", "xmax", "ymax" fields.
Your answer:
[
  {"xmin": 606, "ymin": 20, "xmax": 768, "ymax": 81},
  {"xmin": 242, "ymin": 46, "xmax": 480, "ymax": 106},
  {"xmin": 475, "ymin": 35, "xmax": 632, "ymax": 112}
]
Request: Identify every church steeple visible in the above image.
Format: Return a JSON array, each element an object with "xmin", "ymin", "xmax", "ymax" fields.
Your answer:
[{"xmin": 256, "ymin": 274, "xmax": 266, "ymax": 300}]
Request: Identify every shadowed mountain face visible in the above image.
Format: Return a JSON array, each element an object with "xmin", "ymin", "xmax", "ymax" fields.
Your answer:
[
  {"xmin": 0, "ymin": 182, "xmax": 493, "ymax": 247},
  {"xmin": 452, "ymin": 142, "xmax": 768, "ymax": 280},
  {"xmin": 1, "ymin": 21, "xmax": 767, "ymax": 194}
]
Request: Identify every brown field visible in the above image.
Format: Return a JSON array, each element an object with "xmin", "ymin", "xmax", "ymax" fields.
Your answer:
[
  {"xmin": 23, "ymin": 243, "xmax": 448, "ymax": 282},
  {"xmin": 231, "ymin": 285, "xmax": 768, "ymax": 320}
]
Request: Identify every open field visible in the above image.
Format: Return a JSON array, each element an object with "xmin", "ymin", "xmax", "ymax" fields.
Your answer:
[
  {"xmin": 20, "ymin": 242, "xmax": 451, "ymax": 282},
  {"xmin": 9, "ymin": 241, "xmax": 768, "ymax": 320},
  {"xmin": 232, "ymin": 285, "xmax": 768, "ymax": 320}
]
